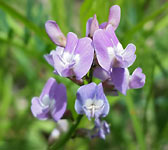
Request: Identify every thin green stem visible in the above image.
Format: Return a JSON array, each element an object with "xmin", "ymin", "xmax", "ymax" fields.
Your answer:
[
  {"xmin": 49, "ymin": 115, "xmax": 83, "ymax": 150},
  {"xmin": 88, "ymin": 64, "xmax": 94, "ymax": 83},
  {"xmin": 126, "ymin": 93, "xmax": 146, "ymax": 150},
  {"xmin": 143, "ymin": 65, "xmax": 155, "ymax": 134}
]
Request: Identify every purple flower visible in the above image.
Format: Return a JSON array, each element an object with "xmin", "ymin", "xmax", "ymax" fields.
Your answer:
[
  {"xmin": 44, "ymin": 50, "xmax": 55, "ymax": 68},
  {"xmin": 92, "ymin": 119, "xmax": 110, "ymax": 139},
  {"xmin": 129, "ymin": 67, "xmax": 146, "ymax": 89},
  {"xmin": 44, "ymin": 32, "xmax": 94, "ymax": 80},
  {"xmin": 94, "ymin": 67, "xmax": 146, "ymax": 95},
  {"xmin": 75, "ymin": 83, "xmax": 109, "ymax": 120},
  {"xmin": 105, "ymin": 5, "xmax": 121, "ymax": 30},
  {"xmin": 45, "ymin": 20, "xmax": 66, "ymax": 47},
  {"xmin": 93, "ymin": 24, "xmax": 136, "ymax": 72},
  {"xmin": 86, "ymin": 15, "xmax": 99, "ymax": 37},
  {"xmin": 86, "ymin": 5, "xmax": 121, "ymax": 37},
  {"xmin": 31, "ymin": 77, "xmax": 67, "ymax": 122}
]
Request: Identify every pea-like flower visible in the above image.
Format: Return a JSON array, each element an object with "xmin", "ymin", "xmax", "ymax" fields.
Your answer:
[
  {"xmin": 94, "ymin": 67, "xmax": 146, "ymax": 95},
  {"xmin": 31, "ymin": 77, "xmax": 67, "ymax": 122},
  {"xmin": 75, "ymin": 83, "xmax": 109, "ymax": 120},
  {"xmin": 45, "ymin": 20, "xmax": 66, "ymax": 47},
  {"xmin": 92, "ymin": 119, "xmax": 110, "ymax": 139},
  {"xmin": 86, "ymin": 5, "xmax": 121, "ymax": 37},
  {"xmin": 44, "ymin": 32, "xmax": 94, "ymax": 80},
  {"xmin": 93, "ymin": 24, "xmax": 136, "ymax": 72}
]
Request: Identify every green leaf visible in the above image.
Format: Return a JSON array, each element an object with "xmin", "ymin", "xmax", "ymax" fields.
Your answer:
[
  {"xmin": 0, "ymin": 1, "xmax": 50, "ymax": 44},
  {"xmin": 0, "ymin": 74, "xmax": 13, "ymax": 139},
  {"xmin": 125, "ymin": 92, "xmax": 146, "ymax": 150},
  {"xmin": 50, "ymin": 0, "xmax": 68, "ymax": 33},
  {"xmin": 154, "ymin": 14, "xmax": 168, "ymax": 32},
  {"xmin": 124, "ymin": 2, "xmax": 168, "ymax": 42},
  {"xmin": 12, "ymin": 48, "xmax": 36, "ymax": 81},
  {"xmin": 0, "ymin": 74, "xmax": 13, "ymax": 118}
]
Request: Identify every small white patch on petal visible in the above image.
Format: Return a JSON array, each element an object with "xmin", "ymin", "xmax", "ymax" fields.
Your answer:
[
  {"xmin": 73, "ymin": 54, "xmax": 80, "ymax": 65},
  {"xmin": 41, "ymin": 95, "xmax": 50, "ymax": 108},
  {"xmin": 107, "ymin": 47, "xmax": 115, "ymax": 60},
  {"xmin": 85, "ymin": 99, "xmax": 93, "ymax": 107},
  {"xmin": 58, "ymin": 51, "xmax": 80, "ymax": 68},
  {"xmin": 124, "ymin": 68, "xmax": 130, "ymax": 89},
  {"xmin": 94, "ymin": 100, "xmax": 104, "ymax": 108},
  {"xmin": 83, "ymin": 99, "xmax": 104, "ymax": 118},
  {"xmin": 117, "ymin": 42, "xmax": 124, "ymax": 53},
  {"xmin": 63, "ymin": 52, "xmax": 72, "ymax": 63},
  {"xmin": 41, "ymin": 94, "xmax": 55, "ymax": 110}
]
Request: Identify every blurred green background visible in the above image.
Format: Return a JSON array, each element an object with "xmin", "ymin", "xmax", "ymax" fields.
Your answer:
[{"xmin": 0, "ymin": 0, "xmax": 168, "ymax": 149}]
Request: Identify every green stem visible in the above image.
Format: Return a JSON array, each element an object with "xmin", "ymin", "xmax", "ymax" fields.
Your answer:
[
  {"xmin": 49, "ymin": 115, "xmax": 83, "ymax": 150},
  {"xmin": 143, "ymin": 65, "xmax": 155, "ymax": 134},
  {"xmin": 126, "ymin": 93, "xmax": 146, "ymax": 150},
  {"xmin": 88, "ymin": 64, "xmax": 94, "ymax": 83}
]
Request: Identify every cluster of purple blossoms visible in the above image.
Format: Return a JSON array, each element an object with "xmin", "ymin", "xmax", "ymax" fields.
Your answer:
[{"xmin": 31, "ymin": 5, "xmax": 146, "ymax": 139}]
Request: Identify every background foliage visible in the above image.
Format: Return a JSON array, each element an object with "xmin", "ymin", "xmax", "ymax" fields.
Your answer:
[{"xmin": 0, "ymin": 0, "xmax": 168, "ymax": 149}]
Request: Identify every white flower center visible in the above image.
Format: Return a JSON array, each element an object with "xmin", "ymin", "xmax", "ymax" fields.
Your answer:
[
  {"xmin": 107, "ymin": 42, "xmax": 124, "ymax": 60},
  {"xmin": 83, "ymin": 99, "xmax": 104, "ymax": 118},
  {"xmin": 40, "ymin": 95, "xmax": 55, "ymax": 111},
  {"xmin": 59, "ymin": 51, "xmax": 80, "ymax": 68}
]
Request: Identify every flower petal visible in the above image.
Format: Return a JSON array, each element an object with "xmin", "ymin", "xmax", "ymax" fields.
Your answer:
[
  {"xmin": 39, "ymin": 78, "xmax": 57, "ymax": 99},
  {"xmin": 95, "ymin": 83, "xmax": 110, "ymax": 118},
  {"xmin": 31, "ymin": 97, "xmax": 49, "ymax": 120},
  {"xmin": 64, "ymin": 32, "xmax": 78, "ymax": 53},
  {"xmin": 86, "ymin": 15, "xmax": 99, "ymax": 37},
  {"xmin": 44, "ymin": 50, "xmax": 56, "ymax": 67},
  {"xmin": 107, "ymin": 5, "xmax": 121, "ymax": 30},
  {"xmin": 93, "ymin": 67, "xmax": 110, "ymax": 81},
  {"xmin": 45, "ymin": 20, "xmax": 66, "ymax": 47},
  {"xmin": 115, "ymin": 43, "xmax": 136, "ymax": 68},
  {"xmin": 75, "ymin": 83, "xmax": 109, "ymax": 119},
  {"xmin": 75, "ymin": 83, "xmax": 97, "ymax": 115},
  {"xmin": 93, "ymin": 28, "xmax": 113, "ymax": 71},
  {"xmin": 90, "ymin": 15, "xmax": 99, "ymax": 37},
  {"xmin": 129, "ymin": 67, "xmax": 146, "ymax": 89},
  {"xmin": 86, "ymin": 17, "xmax": 93, "ymax": 37},
  {"xmin": 53, "ymin": 53, "xmax": 73, "ymax": 77},
  {"xmin": 99, "ymin": 22, "xmax": 107, "ymax": 29},
  {"xmin": 73, "ymin": 37, "xmax": 94, "ymax": 79},
  {"xmin": 93, "ymin": 25, "xmax": 120, "ymax": 71},
  {"xmin": 50, "ymin": 84, "xmax": 67, "ymax": 121},
  {"xmin": 31, "ymin": 78, "xmax": 67, "ymax": 122},
  {"xmin": 110, "ymin": 68, "xmax": 129, "ymax": 95},
  {"xmin": 94, "ymin": 119, "xmax": 110, "ymax": 139}
]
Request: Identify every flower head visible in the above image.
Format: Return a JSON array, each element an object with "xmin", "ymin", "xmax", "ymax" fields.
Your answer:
[
  {"xmin": 92, "ymin": 119, "xmax": 110, "ymax": 139},
  {"xmin": 31, "ymin": 78, "xmax": 67, "ymax": 122},
  {"xmin": 75, "ymin": 83, "xmax": 109, "ymax": 120},
  {"xmin": 45, "ymin": 32, "xmax": 94, "ymax": 80},
  {"xmin": 93, "ymin": 25, "xmax": 136, "ymax": 72}
]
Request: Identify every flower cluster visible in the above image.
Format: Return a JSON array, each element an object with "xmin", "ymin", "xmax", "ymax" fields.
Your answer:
[{"xmin": 31, "ymin": 5, "xmax": 145, "ymax": 139}]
